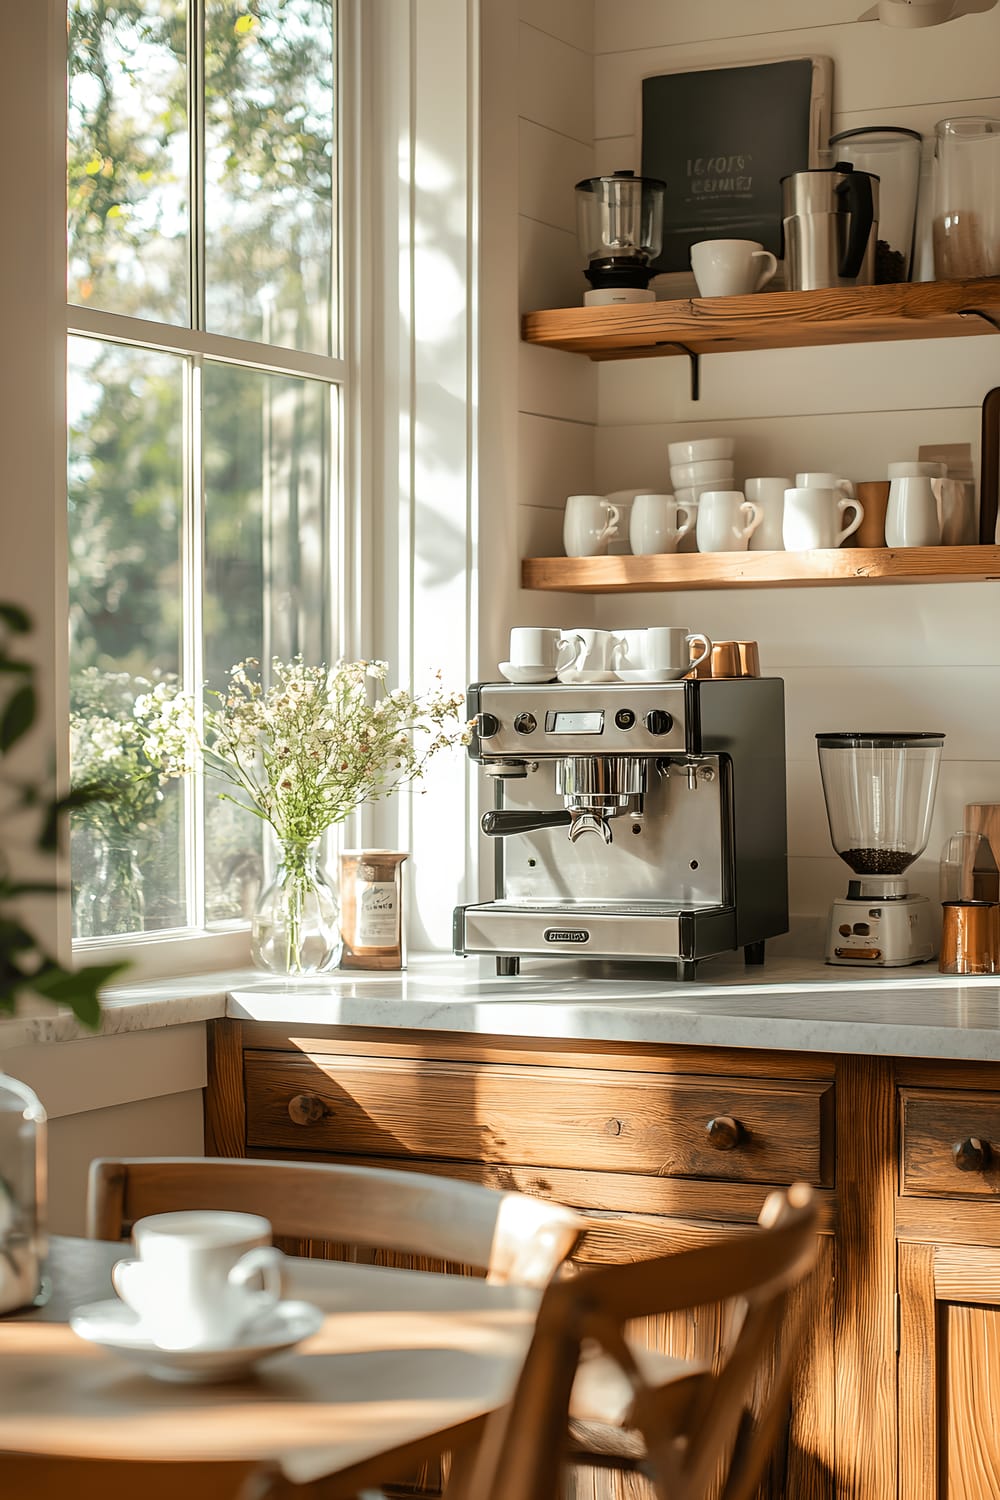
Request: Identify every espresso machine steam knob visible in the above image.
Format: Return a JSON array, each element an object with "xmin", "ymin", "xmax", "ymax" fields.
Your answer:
[
  {"xmin": 645, "ymin": 709, "xmax": 673, "ymax": 736},
  {"xmin": 477, "ymin": 712, "xmax": 501, "ymax": 739}
]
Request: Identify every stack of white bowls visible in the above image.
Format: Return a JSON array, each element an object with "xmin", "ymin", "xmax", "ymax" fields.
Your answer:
[{"xmin": 668, "ymin": 438, "xmax": 736, "ymax": 513}]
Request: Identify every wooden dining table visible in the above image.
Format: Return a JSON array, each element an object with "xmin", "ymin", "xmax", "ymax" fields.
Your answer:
[{"xmin": 0, "ymin": 1236, "xmax": 540, "ymax": 1499}]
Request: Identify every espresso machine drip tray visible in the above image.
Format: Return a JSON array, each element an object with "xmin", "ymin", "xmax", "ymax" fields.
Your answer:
[{"xmin": 457, "ymin": 900, "xmax": 737, "ymax": 966}]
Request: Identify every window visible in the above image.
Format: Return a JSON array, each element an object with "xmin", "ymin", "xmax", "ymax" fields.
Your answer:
[{"xmin": 66, "ymin": 0, "xmax": 343, "ymax": 949}]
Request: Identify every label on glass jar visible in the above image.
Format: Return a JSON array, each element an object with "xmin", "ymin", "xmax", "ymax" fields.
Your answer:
[{"xmin": 356, "ymin": 879, "xmax": 399, "ymax": 947}]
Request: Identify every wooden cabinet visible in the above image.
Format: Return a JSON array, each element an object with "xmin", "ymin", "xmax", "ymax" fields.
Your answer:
[
  {"xmin": 897, "ymin": 1065, "xmax": 1000, "ymax": 1500},
  {"xmin": 205, "ymin": 1021, "xmax": 1000, "ymax": 1500}
]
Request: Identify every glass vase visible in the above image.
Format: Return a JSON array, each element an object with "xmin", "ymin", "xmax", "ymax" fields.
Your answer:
[
  {"xmin": 0, "ymin": 1072, "xmax": 46, "ymax": 1314},
  {"xmin": 250, "ymin": 837, "xmax": 342, "ymax": 975},
  {"xmin": 73, "ymin": 835, "xmax": 145, "ymax": 938}
]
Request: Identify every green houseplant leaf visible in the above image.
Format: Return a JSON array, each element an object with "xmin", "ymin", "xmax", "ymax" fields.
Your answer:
[{"xmin": 0, "ymin": 607, "xmax": 126, "ymax": 1027}]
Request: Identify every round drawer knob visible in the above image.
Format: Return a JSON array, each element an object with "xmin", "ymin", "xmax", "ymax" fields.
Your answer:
[
  {"xmin": 705, "ymin": 1115, "xmax": 744, "ymax": 1151},
  {"xmin": 288, "ymin": 1093, "xmax": 329, "ymax": 1126},
  {"xmin": 953, "ymin": 1136, "xmax": 992, "ymax": 1173}
]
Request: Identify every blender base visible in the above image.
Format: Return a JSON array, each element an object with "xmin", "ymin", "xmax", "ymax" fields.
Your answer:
[
  {"xmin": 825, "ymin": 892, "xmax": 937, "ymax": 966},
  {"xmin": 583, "ymin": 286, "xmax": 656, "ymax": 306}
]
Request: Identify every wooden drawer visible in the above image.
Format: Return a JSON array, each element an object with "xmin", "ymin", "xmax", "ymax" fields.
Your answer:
[
  {"xmin": 901, "ymin": 1087, "xmax": 1000, "ymax": 1197},
  {"xmin": 244, "ymin": 1051, "xmax": 833, "ymax": 1186}
]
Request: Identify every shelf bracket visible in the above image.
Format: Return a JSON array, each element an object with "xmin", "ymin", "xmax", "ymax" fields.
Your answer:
[
  {"xmin": 654, "ymin": 341, "xmax": 701, "ymax": 401},
  {"xmin": 957, "ymin": 307, "xmax": 1000, "ymax": 334}
]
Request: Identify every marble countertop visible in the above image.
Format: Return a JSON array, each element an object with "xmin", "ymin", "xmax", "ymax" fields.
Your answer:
[{"xmin": 6, "ymin": 953, "xmax": 1000, "ymax": 1062}]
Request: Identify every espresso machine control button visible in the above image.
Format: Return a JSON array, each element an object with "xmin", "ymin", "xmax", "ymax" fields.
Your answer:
[
  {"xmin": 514, "ymin": 712, "xmax": 537, "ymax": 735},
  {"xmin": 645, "ymin": 709, "xmax": 674, "ymax": 736},
  {"xmin": 477, "ymin": 712, "xmax": 501, "ymax": 739},
  {"xmin": 614, "ymin": 709, "xmax": 636, "ymax": 730}
]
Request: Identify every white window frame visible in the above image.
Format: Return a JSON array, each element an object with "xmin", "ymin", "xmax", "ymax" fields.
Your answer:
[
  {"xmin": 0, "ymin": 0, "xmax": 480, "ymax": 985},
  {"xmin": 64, "ymin": 0, "xmax": 355, "ymax": 979}
]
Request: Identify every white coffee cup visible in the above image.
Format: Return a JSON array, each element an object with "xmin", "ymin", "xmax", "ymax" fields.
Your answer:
[
  {"xmin": 111, "ymin": 1210, "xmax": 285, "ymax": 1350},
  {"xmin": 795, "ymin": 472, "xmax": 856, "ymax": 502},
  {"xmin": 782, "ymin": 487, "xmax": 864, "ymax": 550},
  {"xmin": 557, "ymin": 626, "xmax": 619, "ymax": 677},
  {"xmin": 563, "ymin": 495, "xmax": 620, "ymax": 558},
  {"xmin": 695, "ymin": 491, "xmax": 762, "ymax": 552},
  {"xmin": 745, "ymin": 477, "xmax": 792, "ymax": 551},
  {"xmin": 629, "ymin": 494, "xmax": 695, "ymax": 555},
  {"xmin": 690, "ymin": 239, "xmax": 778, "ymax": 297},
  {"xmin": 613, "ymin": 627, "xmax": 712, "ymax": 678},
  {"xmin": 509, "ymin": 626, "xmax": 562, "ymax": 668}
]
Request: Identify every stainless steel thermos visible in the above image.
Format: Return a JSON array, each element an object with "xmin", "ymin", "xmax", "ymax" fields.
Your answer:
[{"xmin": 781, "ymin": 162, "xmax": 880, "ymax": 291}]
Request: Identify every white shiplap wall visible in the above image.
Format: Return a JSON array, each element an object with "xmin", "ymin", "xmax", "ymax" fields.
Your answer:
[
  {"xmin": 479, "ymin": 0, "xmax": 599, "ymax": 686},
  {"xmin": 588, "ymin": 0, "xmax": 1000, "ymax": 938},
  {"xmin": 482, "ymin": 0, "xmax": 1000, "ymax": 936}
]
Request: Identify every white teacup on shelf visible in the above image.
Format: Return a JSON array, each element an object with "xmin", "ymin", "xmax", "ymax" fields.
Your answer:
[
  {"xmin": 782, "ymin": 487, "xmax": 864, "ymax": 549},
  {"xmin": 695, "ymin": 491, "xmax": 762, "ymax": 552},
  {"xmin": 745, "ymin": 477, "xmax": 792, "ymax": 551},
  {"xmin": 629, "ymin": 494, "xmax": 695, "ymax": 554},
  {"xmin": 563, "ymin": 494, "xmax": 620, "ymax": 557}
]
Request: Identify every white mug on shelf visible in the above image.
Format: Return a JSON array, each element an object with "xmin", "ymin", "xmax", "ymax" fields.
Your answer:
[
  {"xmin": 695, "ymin": 491, "xmax": 762, "ymax": 552},
  {"xmin": 690, "ymin": 239, "xmax": 778, "ymax": 297},
  {"xmin": 795, "ymin": 472, "xmax": 856, "ymax": 502},
  {"xmin": 782, "ymin": 487, "xmax": 864, "ymax": 550},
  {"xmin": 745, "ymin": 477, "xmax": 792, "ymax": 551},
  {"xmin": 562, "ymin": 494, "xmax": 620, "ymax": 557},
  {"xmin": 111, "ymin": 1211, "xmax": 284, "ymax": 1351},
  {"xmin": 557, "ymin": 626, "xmax": 619, "ymax": 678},
  {"xmin": 629, "ymin": 494, "xmax": 695, "ymax": 555},
  {"xmin": 508, "ymin": 626, "xmax": 562, "ymax": 669}
]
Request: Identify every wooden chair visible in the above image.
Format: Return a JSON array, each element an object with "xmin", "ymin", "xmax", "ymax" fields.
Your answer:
[
  {"xmin": 460, "ymin": 1182, "xmax": 820, "ymax": 1500},
  {"xmin": 86, "ymin": 1155, "xmax": 585, "ymax": 1288}
]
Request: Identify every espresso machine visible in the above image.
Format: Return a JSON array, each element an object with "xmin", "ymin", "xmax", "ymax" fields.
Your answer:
[{"xmin": 453, "ymin": 678, "xmax": 788, "ymax": 977}]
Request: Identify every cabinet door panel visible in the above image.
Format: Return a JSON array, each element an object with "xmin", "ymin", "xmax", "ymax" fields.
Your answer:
[
  {"xmin": 899, "ymin": 1241, "xmax": 1000, "ymax": 1500},
  {"xmin": 942, "ymin": 1304, "xmax": 1000, "ymax": 1499}
]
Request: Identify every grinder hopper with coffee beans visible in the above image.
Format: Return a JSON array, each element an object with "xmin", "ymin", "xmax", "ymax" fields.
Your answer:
[{"xmin": 816, "ymin": 731, "xmax": 945, "ymax": 966}]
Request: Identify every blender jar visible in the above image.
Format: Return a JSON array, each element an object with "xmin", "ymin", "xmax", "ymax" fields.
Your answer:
[
  {"xmin": 816, "ymin": 732, "xmax": 944, "ymax": 875},
  {"xmin": 933, "ymin": 117, "xmax": 1000, "ymax": 279},
  {"xmin": 575, "ymin": 171, "xmax": 665, "ymax": 295},
  {"xmin": 828, "ymin": 127, "xmax": 922, "ymax": 281}
]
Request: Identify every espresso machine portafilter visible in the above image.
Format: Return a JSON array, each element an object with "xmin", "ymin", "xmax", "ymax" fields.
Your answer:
[{"xmin": 454, "ymin": 678, "xmax": 789, "ymax": 978}]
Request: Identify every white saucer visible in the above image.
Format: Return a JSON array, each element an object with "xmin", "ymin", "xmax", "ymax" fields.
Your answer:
[
  {"xmin": 556, "ymin": 669, "xmax": 619, "ymax": 685},
  {"xmin": 70, "ymin": 1298, "xmax": 324, "ymax": 1383},
  {"xmin": 497, "ymin": 661, "xmax": 557, "ymax": 684},
  {"xmin": 615, "ymin": 668, "xmax": 688, "ymax": 683}
]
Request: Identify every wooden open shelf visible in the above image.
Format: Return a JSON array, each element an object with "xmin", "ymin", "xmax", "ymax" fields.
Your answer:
[
  {"xmin": 521, "ymin": 278, "xmax": 1000, "ymax": 360},
  {"xmin": 521, "ymin": 545, "xmax": 1000, "ymax": 594}
]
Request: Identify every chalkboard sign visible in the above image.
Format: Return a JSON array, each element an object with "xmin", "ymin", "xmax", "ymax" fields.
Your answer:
[{"xmin": 640, "ymin": 57, "xmax": 833, "ymax": 274}]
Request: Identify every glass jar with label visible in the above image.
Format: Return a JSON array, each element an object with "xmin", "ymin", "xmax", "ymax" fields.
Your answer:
[{"xmin": 339, "ymin": 851, "xmax": 408, "ymax": 970}]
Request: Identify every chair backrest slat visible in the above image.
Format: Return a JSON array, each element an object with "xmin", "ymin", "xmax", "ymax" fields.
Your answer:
[
  {"xmin": 469, "ymin": 1183, "xmax": 820, "ymax": 1500},
  {"xmin": 86, "ymin": 1156, "xmax": 584, "ymax": 1287}
]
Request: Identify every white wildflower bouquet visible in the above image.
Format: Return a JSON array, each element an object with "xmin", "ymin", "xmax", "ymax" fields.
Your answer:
[{"xmin": 140, "ymin": 656, "xmax": 472, "ymax": 845}]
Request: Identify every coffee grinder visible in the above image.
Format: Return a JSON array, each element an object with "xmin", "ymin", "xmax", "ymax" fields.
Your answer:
[
  {"xmin": 575, "ymin": 170, "xmax": 665, "ymax": 306},
  {"xmin": 817, "ymin": 731, "xmax": 945, "ymax": 966}
]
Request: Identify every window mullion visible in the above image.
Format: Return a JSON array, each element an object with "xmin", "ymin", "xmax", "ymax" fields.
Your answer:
[
  {"xmin": 190, "ymin": 0, "xmax": 206, "ymax": 332},
  {"xmin": 183, "ymin": 357, "xmax": 207, "ymax": 930}
]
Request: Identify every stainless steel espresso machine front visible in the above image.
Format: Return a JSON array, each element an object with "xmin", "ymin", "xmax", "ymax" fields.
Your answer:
[{"xmin": 453, "ymin": 677, "xmax": 788, "ymax": 978}]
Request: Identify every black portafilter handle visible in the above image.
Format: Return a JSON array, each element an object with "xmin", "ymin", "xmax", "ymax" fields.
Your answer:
[{"xmin": 480, "ymin": 809, "xmax": 573, "ymax": 838}]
